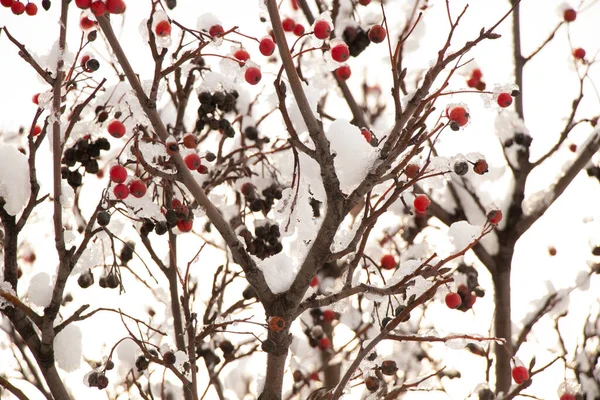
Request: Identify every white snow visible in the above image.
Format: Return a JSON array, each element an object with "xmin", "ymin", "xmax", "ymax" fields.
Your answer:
[
  {"xmin": 447, "ymin": 221, "xmax": 482, "ymax": 252},
  {"xmin": 54, "ymin": 324, "xmax": 82, "ymax": 372},
  {"xmin": 0, "ymin": 144, "xmax": 31, "ymax": 216},
  {"xmin": 27, "ymin": 272, "xmax": 52, "ymax": 307}
]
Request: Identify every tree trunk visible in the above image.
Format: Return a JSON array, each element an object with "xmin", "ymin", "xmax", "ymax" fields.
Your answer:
[
  {"xmin": 259, "ymin": 351, "xmax": 288, "ymax": 400},
  {"xmin": 492, "ymin": 260, "xmax": 512, "ymax": 395}
]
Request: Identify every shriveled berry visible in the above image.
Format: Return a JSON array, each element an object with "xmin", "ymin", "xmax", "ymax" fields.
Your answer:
[
  {"xmin": 78, "ymin": 270, "xmax": 94, "ymax": 288},
  {"xmin": 405, "ymin": 163, "xmax": 419, "ymax": 179},
  {"xmin": 453, "ymin": 161, "xmax": 468, "ymax": 176},
  {"xmin": 135, "ymin": 356, "xmax": 149, "ymax": 372},
  {"xmin": 381, "ymin": 360, "xmax": 398, "ymax": 376},
  {"xmin": 163, "ymin": 351, "xmax": 176, "ymax": 365},
  {"xmin": 365, "ymin": 376, "xmax": 380, "ymax": 392}
]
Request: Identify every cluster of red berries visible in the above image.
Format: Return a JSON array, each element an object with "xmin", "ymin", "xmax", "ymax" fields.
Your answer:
[
  {"xmin": 167, "ymin": 198, "xmax": 194, "ymax": 233},
  {"xmin": 109, "ymin": 164, "xmax": 147, "ymax": 200},
  {"xmin": 466, "ymin": 68, "xmax": 486, "ymax": 91},
  {"xmin": 1, "ymin": 0, "xmax": 38, "ymax": 15},
  {"xmin": 196, "ymin": 90, "xmax": 238, "ymax": 136},
  {"xmin": 238, "ymin": 219, "xmax": 283, "ymax": 259},
  {"xmin": 306, "ymin": 309, "xmax": 333, "ymax": 351},
  {"xmin": 449, "ymin": 284, "xmax": 480, "ymax": 311},
  {"xmin": 61, "ymin": 136, "xmax": 110, "ymax": 188},
  {"xmin": 74, "ymin": 0, "xmax": 126, "ymax": 16},
  {"xmin": 281, "ymin": 16, "xmax": 306, "ymax": 37}
]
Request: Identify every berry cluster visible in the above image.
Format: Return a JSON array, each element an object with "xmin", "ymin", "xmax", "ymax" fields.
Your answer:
[
  {"xmin": 195, "ymin": 90, "xmax": 238, "ymax": 137},
  {"xmin": 240, "ymin": 182, "xmax": 283, "ymax": 214},
  {"xmin": 166, "ymin": 198, "xmax": 194, "ymax": 233},
  {"xmin": 109, "ymin": 164, "xmax": 147, "ymax": 200},
  {"xmin": 74, "ymin": 0, "xmax": 126, "ymax": 17},
  {"xmin": 61, "ymin": 136, "xmax": 110, "ymax": 188},
  {"xmin": 239, "ymin": 221, "xmax": 282, "ymax": 259},
  {"xmin": 466, "ymin": 68, "xmax": 486, "ymax": 91},
  {"xmin": 86, "ymin": 371, "xmax": 109, "ymax": 390},
  {"xmin": 381, "ymin": 304, "xmax": 411, "ymax": 328},
  {"xmin": 305, "ymin": 310, "xmax": 333, "ymax": 351},
  {"xmin": 504, "ymin": 131, "xmax": 532, "ymax": 149},
  {"xmin": 342, "ymin": 26, "xmax": 371, "ymax": 57},
  {"xmin": 2, "ymin": 0, "xmax": 38, "ymax": 15}
]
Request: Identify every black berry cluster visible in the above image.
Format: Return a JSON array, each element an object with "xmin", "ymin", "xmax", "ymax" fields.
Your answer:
[
  {"xmin": 195, "ymin": 90, "xmax": 238, "ymax": 137},
  {"xmin": 98, "ymin": 272, "xmax": 119, "ymax": 289},
  {"xmin": 342, "ymin": 26, "xmax": 371, "ymax": 57},
  {"xmin": 588, "ymin": 166, "xmax": 600, "ymax": 182},
  {"xmin": 86, "ymin": 371, "xmax": 109, "ymax": 390},
  {"xmin": 241, "ymin": 183, "xmax": 283, "ymax": 214},
  {"xmin": 504, "ymin": 132, "xmax": 532, "ymax": 148},
  {"xmin": 140, "ymin": 217, "xmax": 168, "ymax": 236},
  {"xmin": 239, "ymin": 222, "xmax": 282, "ymax": 259},
  {"xmin": 61, "ymin": 136, "xmax": 110, "ymax": 188}
]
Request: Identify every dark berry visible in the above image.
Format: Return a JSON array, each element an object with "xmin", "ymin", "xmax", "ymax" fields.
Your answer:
[{"xmin": 97, "ymin": 210, "xmax": 111, "ymax": 226}]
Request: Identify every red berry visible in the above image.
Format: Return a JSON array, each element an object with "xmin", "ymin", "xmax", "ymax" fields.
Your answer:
[
  {"xmin": 107, "ymin": 120, "xmax": 126, "ymax": 138},
  {"xmin": 80, "ymin": 16, "xmax": 96, "ymax": 30},
  {"xmin": 310, "ymin": 275, "xmax": 319, "ymax": 287},
  {"xmin": 32, "ymin": 125, "xmax": 42, "ymax": 136},
  {"xmin": 358, "ymin": 0, "xmax": 371, "ymax": 4},
  {"xmin": 560, "ymin": 394, "xmax": 576, "ymax": 400},
  {"xmin": 106, "ymin": 0, "xmax": 126, "ymax": 14},
  {"xmin": 109, "ymin": 165, "xmax": 128, "ymax": 183},
  {"xmin": 309, "ymin": 372, "xmax": 319, "ymax": 381},
  {"xmin": 32, "ymin": 93, "xmax": 40, "ymax": 105},
  {"xmin": 322, "ymin": 309, "xmax": 336, "ymax": 322},
  {"xmin": 293, "ymin": 24, "xmax": 305, "ymax": 36},
  {"xmin": 25, "ymin": 2, "xmax": 37, "ymax": 15},
  {"xmin": 563, "ymin": 8, "xmax": 576, "ymax": 22},
  {"xmin": 466, "ymin": 76, "xmax": 479, "ymax": 88},
  {"xmin": 473, "ymin": 159, "xmax": 488, "ymax": 175},
  {"xmin": 511, "ymin": 366, "xmax": 529, "ymax": 384},
  {"xmin": 405, "ymin": 163, "xmax": 420, "ymax": 179},
  {"xmin": 113, "ymin": 183, "xmax": 129, "ymax": 200},
  {"xmin": 177, "ymin": 218, "xmax": 193, "ymax": 232},
  {"xmin": 448, "ymin": 106, "xmax": 469, "ymax": 126},
  {"xmin": 155, "ymin": 20, "xmax": 171, "ymax": 37},
  {"xmin": 1, "ymin": 0, "xmax": 14, "ymax": 7},
  {"xmin": 313, "ymin": 19, "xmax": 331, "ymax": 40},
  {"xmin": 471, "ymin": 68, "xmax": 483, "ymax": 80},
  {"xmin": 11, "ymin": 1, "xmax": 25, "ymax": 14},
  {"xmin": 90, "ymin": 1, "xmax": 106, "ymax": 16},
  {"xmin": 330, "ymin": 43, "xmax": 350, "ymax": 62},
  {"xmin": 573, "ymin": 47, "xmax": 586, "ymax": 59},
  {"xmin": 318, "ymin": 337, "xmax": 331, "ymax": 351},
  {"xmin": 245, "ymin": 66, "xmax": 262, "ymax": 85},
  {"xmin": 445, "ymin": 292, "xmax": 462, "ymax": 309},
  {"xmin": 209, "ymin": 24, "xmax": 224, "ymax": 37},
  {"xmin": 282, "ymin": 17, "xmax": 295, "ymax": 32},
  {"xmin": 234, "ymin": 48, "xmax": 250, "ymax": 63},
  {"xmin": 380, "ymin": 254, "xmax": 396, "ymax": 270},
  {"xmin": 413, "ymin": 194, "xmax": 430, "ymax": 213},
  {"xmin": 197, "ymin": 164, "xmax": 208, "ymax": 174},
  {"xmin": 569, "ymin": 143, "xmax": 577, "ymax": 152},
  {"xmin": 291, "ymin": 0, "xmax": 298, "ymax": 10},
  {"xmin": 259, "ymin": 37, "xmax": 275, "ymax": 56},
  {"xmin": 487, "ymin": 209, "xmax": 502, "ymax": 224},
  {"xmin": 184, "ymin": 153, "xmax": 202, "ymax": 170},
  {"xmin": 497, "ymin": 92, "xmax": 513, "ymax": 108},
  {"xmin": 368, "ymin": 25, "xmax": 387, "ymax": 43},
  {"xmin": 361, "ymin": 128, "xmax": 371, "ymax": 143},
  {"xmin": 129, "ymin": 179, "xmax": 147, "ymax": 198},
  {"xmin": 171, "ymin": 198, "xmax": 182, "ymax": 210},
  {"xmin": 75, "ymin": 0, "xmax": 91, "ymax": 8},
  {"xmin": 335, "ymin": 65, "xmax": 351, "ymax": 80}
]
